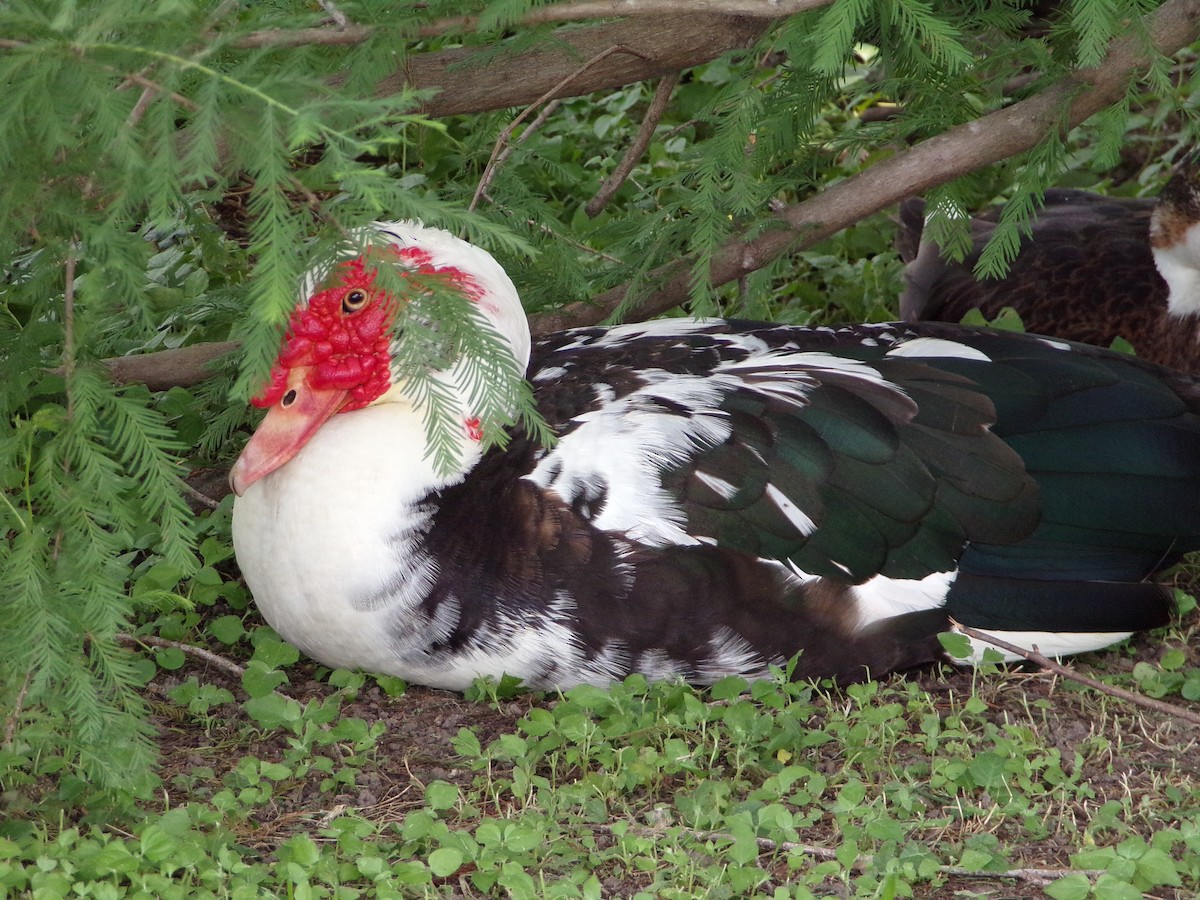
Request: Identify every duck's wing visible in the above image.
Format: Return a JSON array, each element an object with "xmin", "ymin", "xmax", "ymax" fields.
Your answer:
[{"xmin": 520, "ymin": 320, "xmax": 1044, "ymax": 584}]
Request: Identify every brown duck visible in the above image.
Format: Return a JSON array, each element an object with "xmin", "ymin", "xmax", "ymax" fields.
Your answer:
[{"xmin": 899, "ymin": 158, "xmax": 1200, "ymax": 371}]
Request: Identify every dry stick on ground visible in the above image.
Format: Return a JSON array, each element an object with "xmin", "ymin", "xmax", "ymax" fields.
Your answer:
[
  {"xmin": 117, "ymin": 633, "xmax": 248, "ymax": 682},
  {"xmin": 180, "ymin": 480, "xmax": 222, "ymax": 510},
  {"xmin": 468, "ymin": 44, "xmax": 648, "ymax": 214},
  {"xmin": 596, "ymin": 824, "xmax": 1105, "ymax": 888},
  {"xmin": 951, "ymin": 620, "xmax": 1200, "ymax": 728},
  {"xmin": 115, "ymin": 635, "xmax": 308, "ymax": 702},
  {"xmin": 586, "ymin": 71, "xmax": 681, "ymax": 218}
]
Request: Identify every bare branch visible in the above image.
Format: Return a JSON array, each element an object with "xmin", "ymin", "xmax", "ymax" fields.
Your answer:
[
  {"xmin": 470, "ymin": 44, "xmax": 646, "ymax": 214},
  {"xmin": 586, "ymin": 71, "xmax": 680, "ymax": 218},
  {"xmin": 235, "ymin": 1, "xmax": 832, "ymax": 49},
  {"xmin": 99, "ymin": 340, "xmax": 240, "ymax": 391},
  {"xmin": 353, "ymin": 14, "xmax": 771, "ymax": 118},
  {"xmin": 229, "ymin": 25, "xmax": 371, "ymax": 50},
  {"xmin": 118, "ymin": 68, "xmax": 201, "ymax": 129},
  {"xmin": 317, "ymin": 0, "xmax": 349, "ymax": 29},
  {"xmin": 953, "ymin": 621, "xmax": 1200, "ymax": 728},
  {"xmin": 530, "ymin": 0, "xmax": 1200, "ymax": 332}
]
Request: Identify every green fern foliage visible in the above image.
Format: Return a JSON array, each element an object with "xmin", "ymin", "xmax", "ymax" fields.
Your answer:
[{"xmin": 0, "ymin": 0, "xmax": 448, "ymax": 793}]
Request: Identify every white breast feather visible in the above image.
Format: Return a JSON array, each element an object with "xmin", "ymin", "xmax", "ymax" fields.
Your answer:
[{"xmin": 231, "ymin": 400, "xmax": 475, "ymax": 676}]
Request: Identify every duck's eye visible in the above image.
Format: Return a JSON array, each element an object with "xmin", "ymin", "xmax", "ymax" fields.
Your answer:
[{"xmin": 342, "ymin": 289, "xmax": 368, "ymax": 313}]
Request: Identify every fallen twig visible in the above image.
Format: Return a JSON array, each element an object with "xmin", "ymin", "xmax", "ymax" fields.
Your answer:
[
  {"xmin": 117, "ymin": 633, "xmax": 247, "ymax": 682},
  {"xmin": 951, "ymin": 620, "xmax": 1200, "ymax": 727},
  {"xmin": 180, "ymin": 480, "xmax": 222, "ymax": 511},
  {"xmin": 595, "ymin": 823, "xmax": 1105, "ymax": 887}
]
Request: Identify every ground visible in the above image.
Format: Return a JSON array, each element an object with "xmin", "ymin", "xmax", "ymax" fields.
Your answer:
[{"xmin": 133, "ymin": 593, "xmax": 1200, "ymax": 900}]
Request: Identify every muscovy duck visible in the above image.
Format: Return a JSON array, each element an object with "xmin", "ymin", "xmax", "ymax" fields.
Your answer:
[
  {"xmin": 230, "ymin": 222, "xmax": 1200, "ymax": 690},
  {"xmin": 899, "ymin": 157, "xmax": 1200, "ymax": 371}
]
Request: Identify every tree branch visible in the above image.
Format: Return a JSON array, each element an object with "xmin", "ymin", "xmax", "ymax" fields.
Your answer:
[
  {"xmin": 348, "ymin": 14, "xmax": 771, "ymax": 118},
  {"xmin": 530, "ymin": 0, "xmax": 1200, "ymax": 332},
  {"xmin": 586, "ymin": 71, "xmax": 680, "ymax": 218},
  {"xmin": 92, "ymin": 0, "xmax": 1200, "ymax": 383},
  {"xmin": 99, "ymin": 340, "xmax": 240, "ymax": 390},
  {"xmin": 235, "ymin": 1, "xmax": 832, "ymax": 49}
]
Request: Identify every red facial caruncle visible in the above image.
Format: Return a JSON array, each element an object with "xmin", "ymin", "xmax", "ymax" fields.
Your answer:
[
  {"xmin": 252, "ymin": 245, "xmax": 486, "ymax": 412},
  {"xmin": 253, "ymin": 256, "xmax": 400, "ymax": 413},
  {"xmin": 229, "ymin": 242, "xmax": 488, "ymax": 497}
]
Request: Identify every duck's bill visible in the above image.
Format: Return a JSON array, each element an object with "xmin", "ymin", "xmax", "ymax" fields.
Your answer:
[{"xmin": 230, "ymin": 366, "xmax": 348, "ymax": 496}]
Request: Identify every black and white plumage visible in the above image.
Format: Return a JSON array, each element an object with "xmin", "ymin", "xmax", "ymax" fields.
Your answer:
[
  {"xmin": 899, "ymin": 157, "xmax": 1200, "ymax": 371},
  {"xmin": 230, "ymin": 223, "xmax": 1200, "ymax": 691}
]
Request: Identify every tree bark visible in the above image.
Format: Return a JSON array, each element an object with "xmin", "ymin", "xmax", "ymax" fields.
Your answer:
[
  {"xmin": 334, "ymin": 14, "xmax": 771, "ymax": 118},
  {"xmin": 101, "ymin": 341, "xmax": 240, "ymax": 391}
]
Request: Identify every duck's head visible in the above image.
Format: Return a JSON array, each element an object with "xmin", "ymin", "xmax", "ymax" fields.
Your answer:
[
  {"xmin": 229, "ymin": 222, "xmax": 529, "ymax": 496},
  {"xmin": 1151, "ymin": 153, "xmax": 1200, "ymax": 318}
]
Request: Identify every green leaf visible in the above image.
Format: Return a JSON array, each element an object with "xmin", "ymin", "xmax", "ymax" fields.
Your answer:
[
  {"xmin": 250, "ymin": 636, "xmax": 301, "ymax": 669},
  {"xmin": 865, "ymin": 817, "xmax": 904, "ymax": 842},
  {"xmin": 154, "ymin": 647, "xmax": 186, "ymax": 670},
  {"xmin": 1044, "ymin": 873, "xmax": 1091, "ymax": 900},
  {"xmin": 375, "ymin": 674, "xmax": 407, "ymax": 697},
  {"xmin": 425, "ymin": 781, "xmax": 459, "ymax": 811},
  {"xmin": 208, "ymin": 615, "xmax": 245, "ymax": 645},
  {"xmin": 938, "ymin": 631, "xmax": 972, "ymax": 659},
  {"xmin": 1135, "ymin": 848, "xmax": 1181, "ymax": 887},
  {"xmin": 1159, "ymin": 648, "xmax": 1186, "ymax": 672},
  {"xmin": 279, "ymin": 834, "xmax": 321, "ymax": 867},
  {"xmin": 1092, "ymin": 874, "xmax": 1144, "ymax": 900},
  {"xmin": 709, "ymin": 675, "xmax": 749, "ymax": 700},
  {"xmin": 137, "ymin": 823, "xmax": 177, "ymax": 864},
  {"xmin": 452, "ymin": 727, "xmax": 482, "ymax": 757},
  {"xmin": 427, "ymin": 847, "xmax": 464, "ymax": 878},
  {"xmin": 1108, "ymin": 336, "xmax": 1136, "ymax": 356},
  {"xmin": 242, "ymin": 693, "xmax": 302, "ymax": 730},
  {"xmin": 241, "ymin": 662, "xmax": 289, "ymax": 698},
  {"xmin": 968, "ymin": 752, "xmax": 1007, "ymax": 789}
]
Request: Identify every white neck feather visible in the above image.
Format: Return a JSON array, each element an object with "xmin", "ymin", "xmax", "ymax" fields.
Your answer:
[
  {"xmin": 231, "ymin": 399, "xmax": 480, "ymax": 674},
  {"xmin": 1154, "ymin": 227, "xmax": 1200, "ymax": 319}
]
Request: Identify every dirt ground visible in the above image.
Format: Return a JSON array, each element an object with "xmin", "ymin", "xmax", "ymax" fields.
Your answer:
[{"xmin": 141, "ymin": 603, "xmax": 1200, "ymax": 900}]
